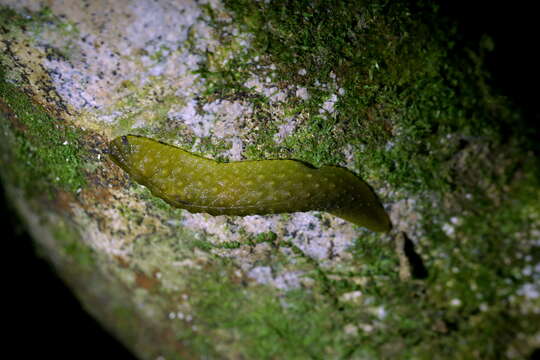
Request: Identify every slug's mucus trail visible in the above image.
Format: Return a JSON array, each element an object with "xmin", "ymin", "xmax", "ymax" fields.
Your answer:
[{"xmin": 108, "ymin": 135, "xmax": 391, "ymax": 232}]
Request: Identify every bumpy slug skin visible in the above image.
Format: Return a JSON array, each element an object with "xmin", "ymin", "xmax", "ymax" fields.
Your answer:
[{"xmin": 108, "ymin": 135, "xmax": 391, "ymax": 232}]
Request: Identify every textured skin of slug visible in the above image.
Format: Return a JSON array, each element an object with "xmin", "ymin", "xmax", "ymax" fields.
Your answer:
[{"xmin": 108, "ymin": 135, "xmax": 391, "ymax": 232}]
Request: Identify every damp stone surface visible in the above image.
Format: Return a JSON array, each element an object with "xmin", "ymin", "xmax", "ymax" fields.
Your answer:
[{"xmin": 1, "ymin": 1, "xmax": 538, "ymax": 359}]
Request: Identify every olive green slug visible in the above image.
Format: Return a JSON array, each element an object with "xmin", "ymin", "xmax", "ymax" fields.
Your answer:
[{"xmin": 108, "ymin": 135, "xmax": 391, "ymax": 232}]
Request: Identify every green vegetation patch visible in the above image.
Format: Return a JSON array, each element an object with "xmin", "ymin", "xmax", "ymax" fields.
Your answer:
[
  {"xmin": 218, "ymin": 0, "xmax": 533, "ymax": 188},
  {"xmin": 0, "ymin": 68, "xmax": 87, "ymax": 195},
  {"xmin": 199, "ymin": 0, "xmax": 540, "ymax": 358},
  {"xmin": 186, "ymin": 262, "xmax": 347, "ymax": 359},
  {"xmin": 53, "ymin": 220, "xmax": 95, "ymax": 268}
]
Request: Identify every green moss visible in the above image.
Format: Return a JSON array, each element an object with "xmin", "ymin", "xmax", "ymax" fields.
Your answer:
[
  {"xmin": 253, "ymin": 231, "xmax": 278, "ymax": 244},
  {"xmin": 0, "ymin": 68, "xmax": 87, "ymax": 195},
  {"xmin": 2, "ymin": 2, "xmax": 538, "ymax": 358},
  {"xmin": 0, "ymin": 6, "xmax": 63, "ymax": 30},
  {"xmin": 0, "ymin": 7, "xmax": 30, "ymax": 28},
  {"xmin": 214, "ymin": 0, "xmax": 531, "ymax": 187},
  {"xmin": 53, "ymin": 221, "xmax": 95, "ymax": 268},
  {"xmin": 200, "ymin": 0, "xmax": 540, "ymax": 358},
  {"xmin": 186, "ymin": 262, "xmax": 346, "ymax": 359},
  {"xmin": 0, "ymin": 5, "xmax": 80, "ymax": 58},
  {"xmin": 0, "ymin": 5, "xmax": 87, "ymax": 195},
  {"xmin": 149, "ymin": 45, "xmax": 171, "ymax": 63}
]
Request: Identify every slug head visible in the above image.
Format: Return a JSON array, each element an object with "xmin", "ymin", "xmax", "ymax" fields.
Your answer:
[{"xmin": 108, "ymin": 135, "xmax": 134, "ymax": 171}]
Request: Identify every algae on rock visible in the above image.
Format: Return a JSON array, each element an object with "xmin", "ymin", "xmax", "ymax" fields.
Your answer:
[{"xmin": 1, "ymin": 1, "xmax": 538, "ymax": 359}]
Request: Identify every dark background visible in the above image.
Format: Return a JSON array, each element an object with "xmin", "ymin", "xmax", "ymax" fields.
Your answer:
[
  {"xmin": 2, "ymin": 188, "xmax": 137, "ymax": 358},
  {"xmin": 1, "ymin": 2, "xmax": 538, "ymax": 359},
  {"xmin": 438, "ymin": 1, "xmax": 539, "ymax": 138}
]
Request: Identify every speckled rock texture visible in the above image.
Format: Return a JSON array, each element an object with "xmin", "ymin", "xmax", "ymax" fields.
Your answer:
[{"xmin": 1, "ymin": 1, "xmax": 539, "ymax": 359}]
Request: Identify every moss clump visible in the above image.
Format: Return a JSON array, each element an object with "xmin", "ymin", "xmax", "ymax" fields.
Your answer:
[
  {"xmin": 53, "ymin": 222, "xmax": 95, "ymax": 268},
  {"xmin": 0, "ymin": 68, "xmax": 87, "ymax": 195},
  {"xmin": 204, "ymin": 1, "xmax": 540, "ymax": 358},
  {"xmin": 217, "ymin": 0, "xmax": 532, "ymax": 188},
  {"xmin": 186, "ymin": 263, "xmax": 345, "ymax": 359}
]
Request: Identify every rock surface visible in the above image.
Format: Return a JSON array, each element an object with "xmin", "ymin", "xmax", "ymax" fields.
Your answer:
[{"xmin": 1, "ymin": 1, "xmax": 539, "ymax": 359}]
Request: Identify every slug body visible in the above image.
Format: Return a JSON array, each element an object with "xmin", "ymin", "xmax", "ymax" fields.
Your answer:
[{"xmin": 109, "ymin": 135, "xmax": 391, "ymax": 232}]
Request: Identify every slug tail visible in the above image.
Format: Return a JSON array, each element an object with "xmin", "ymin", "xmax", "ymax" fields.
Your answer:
[{"xmin": 330, "ymin": 204, "xmax": 392, "ymax": 232}]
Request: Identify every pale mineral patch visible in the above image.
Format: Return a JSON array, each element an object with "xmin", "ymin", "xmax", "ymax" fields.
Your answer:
[
  {"xmin": 225, "ymin": 137, "xmax": 245, "ymax": 161},
  {"xmin": 245, "ymin": 76, "xmax": 266, "ymax": 93},
  {"xmin": 273, "ymin": 271, "xmax": 303, "ymax": 290},
  {"xmin": 80, "ymin": 219, "xmax": 132, "ymax": 257},
  {"xmin": 41, "ymin": 0, "xmax": 207, "ymax": 111},
  {"xmin": 319, "ymin": 93, "xmax": 338, "ymax": 114},
  {"xmin": 374, "ymin": 306, "xmax": 387, "ymax": 319},
  {"xmin": 182, "ymin": 213, "xmax": 241, "ymax": 245},
  {"xmin": 442, "ymin": 223, "xmax": 455, "ymax": 237},
  {"xmin": 344, "ymin": 324, "xmax": 359, "ymax": 336},
  {"xmin": 273, "ymin": 117, "xmax": 298, "ymax": 143},
  {"xmin": 239, "ymin": 215, "xmax": 280, "ymax": 235},
  {"xmin": 389, "ymin": 197, "xmax": 421, "ymax": 233},
  {"xmin": 247, "ymin": 266, "xmax": 303, "ymax": 291},
  {"xmin": 342, "ymin": 144, "xmax": 355, "ymax": 165},
  {"xmin": 285, "ymin": 212, "xmax": 357, "ymax": 263},
  {"xmin": 172, "ymin": 259, "xmax": 201, "ymax": 269},
  {"xmin": 169, "ymin": 98, "xmax": 252, "ymax": 157},
  {"xmin": 340, "ymin": 290, "xmax": 363, "ymax": 303},
  {"xmin": 295, "ymin": 86, "xmax": 309, "ymax": 100},
  {"xmin": 518, "ymin": 283, "xmax": 540, "ymax": 299},
  {"xmin": 208, "ymin": 99, "xmax": 252, "ymax": 138},
  {"xmin": 10, "ymin": 0, "xmax": 228, "ymax": 136},
  {"xmin": 248, "ymin": 266, "xmax": 273, "ymax": 285},
  {"xmin": 169, "ymin": 100, "xmax": 209, "ymax": 137},
  {"xmin": 244, "ymin": 75, "xmax": 287, "ymax": 104}
]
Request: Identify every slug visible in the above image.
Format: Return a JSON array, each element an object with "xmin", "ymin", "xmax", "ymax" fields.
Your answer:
[{"xmin": 108, "ymin": 135, "xmax": 391, "ymax": 232}]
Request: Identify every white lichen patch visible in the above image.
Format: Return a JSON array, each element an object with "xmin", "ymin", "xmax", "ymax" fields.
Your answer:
[
  {"xmin": 244, "ymin": 75, "xmax": 288, "ymax": 105},
  {"xmin": 168, "ymin": 99, "xmax": 211, "ymax": 138},
  {"xmin": 247, "ymin": 266, "xmax": 304, "ymax": 291},
  {"xmin": 273, "ymin": 270, "xmax": 303, "ymax": 290},
  {"xmin": 167, "ymin": 95, "xmax": 254, "ymax": 161},
  {"xmin": 388, "ymin": 196, "xmax": 422, "ymax": 234},
  {"xmin": 247, "ymin": 266, "xmax": 273, "ymax": 284},
  {"xmin": 340, "ymin": 290, "xmax": 363, "ymax": 304},
  {"xmin": 43, "ymin": 1, "xmax": 207, "ymax": 111},
  {"xmin": 295, "ymin": 86, "xmax": 309, "ymax": 100},
  {"xmin": 442, "ymin": 222, "xmax": 455, "ymax": 237},
  {"xmin": 170, "ymin": 98, "xmax": 253, "ymax": 160},
  {"xmin": 178, "ymin": 206, "xmax": 361, "ymax": 291},
  {"xmin": 273, "ymin": 117, "xmax": 299, "ymax": 144},
  {"xmin": 517, "ymin": 283, "xmax": 540, "ymax": 300},
  {"xmin": 343, "ymin": 324, "xmax": 359, "ymax": 337},
  {"xmin": 238, "ymin": 215, "xmax": 281, "ymax": 235},
  {"xmin": 81, "ymin": 220, "xmax": 132, "ymax": 257},
  {"xmin": 285, "ymin": 212, "xmax": 357, "ymax": 264},
  {"xmin": 210, "ymin": 100, "xmax": 252, "ymax": 138},
  {"xmin": 319, "ymin": 93, "xmax": 338, "ymax": 115},
  {"xmin": 342, "ymin": 144, "xmax": 356, "ymax": 165},
  {"xmin": 182, "ymin": 213, "xmax": 243, "ymax": 245},
  {"xmin": 182, "ymin": 209, "xmax": 358, "ymax": 266}
]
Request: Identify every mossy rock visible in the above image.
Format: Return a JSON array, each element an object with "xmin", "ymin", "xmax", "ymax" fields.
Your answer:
[{"xmin": 1, "ymin": 1, "xmax": 538, "ymax": 359}]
